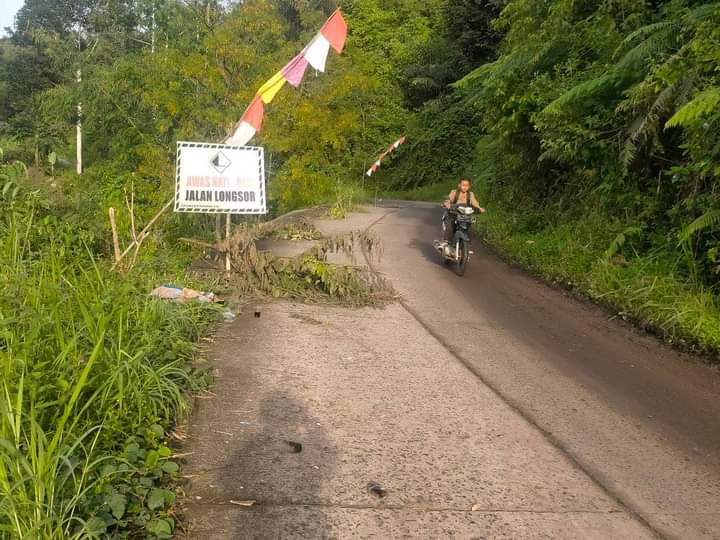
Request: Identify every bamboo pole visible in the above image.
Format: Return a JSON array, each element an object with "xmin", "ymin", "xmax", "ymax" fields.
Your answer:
[
  {"xmin": 108, "ymin": 207, "xmax": 122, "ymax": 263},
  {"xmin": 215, "ymin": 213, "xmax": 222, "ymax": 243}
]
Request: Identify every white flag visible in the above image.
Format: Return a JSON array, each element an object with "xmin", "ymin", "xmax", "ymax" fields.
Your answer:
[{"xmin": 303, "ymin": 34, "xmax": 331, "ymax": 72}]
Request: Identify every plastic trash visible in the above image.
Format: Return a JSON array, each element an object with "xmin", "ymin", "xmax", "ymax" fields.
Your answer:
[{"xmin": 150, "ymin": 285, "xmax": 216, "ymax": 303}]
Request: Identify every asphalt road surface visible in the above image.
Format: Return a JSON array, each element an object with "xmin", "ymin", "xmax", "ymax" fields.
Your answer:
[{"xmin": 371, "ymin": 202, "xmax": 720, "ymax": 539}]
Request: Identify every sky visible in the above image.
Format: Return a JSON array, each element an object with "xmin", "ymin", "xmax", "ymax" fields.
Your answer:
[{"xmin": 1, "ymin": 0, "xmax": 24, "ymax": 35}]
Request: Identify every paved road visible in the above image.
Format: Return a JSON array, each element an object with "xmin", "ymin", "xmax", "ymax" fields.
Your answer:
[
  {"xmin": 370, "ymin": 202, "xmax": 720, "ymax": 539},
  {"xmin": 180, "ymin": 204, "xmax": 719, "ymax": 539}
]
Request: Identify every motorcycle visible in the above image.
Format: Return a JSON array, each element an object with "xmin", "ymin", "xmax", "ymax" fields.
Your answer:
[{"xmin": 433, "ymin": 204, "xmax": 476, "ymax": 276}]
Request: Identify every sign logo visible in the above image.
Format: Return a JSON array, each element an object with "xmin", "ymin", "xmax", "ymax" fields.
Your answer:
[{"xmin": 210, "ymin": 150, "xmax": 231, "ymax": 174}]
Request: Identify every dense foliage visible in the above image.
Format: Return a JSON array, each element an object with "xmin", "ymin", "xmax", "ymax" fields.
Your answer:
[{"xmin": 0, "ymin": 0, "xmax": 445, "ymax": 220}]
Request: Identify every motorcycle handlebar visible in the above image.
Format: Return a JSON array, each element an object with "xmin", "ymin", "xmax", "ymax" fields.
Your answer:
[
  {"xmin": 443, "ymin": 203, "xmax": 486, "ymax": 214},
  {"xmin": 445, "ymin": 205, "xmax": 473, "ymax": 213}
]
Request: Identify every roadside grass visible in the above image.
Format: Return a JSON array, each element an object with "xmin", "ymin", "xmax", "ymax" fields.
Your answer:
[
  {"xmin": 328, "ymin": 182, "xmax": 368, "ymax": 219},
  {"xmin": 0, "ymin": 223, "xmax": 220, "ymax": 539},
  {"xmin": 0, "ymin": 159, "xmax": 221, "ymax": 538},
  {"xmin": 476, "ymin": 201, "xmax": 720, "ymax": 358}
]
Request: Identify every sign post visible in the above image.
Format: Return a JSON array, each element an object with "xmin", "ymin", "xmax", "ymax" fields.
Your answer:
[
  {"xmin": 225, "ymin": 213, "xmax": 232, "ymax": 271},
  {"xmin": 174, "ymin": 141, "xmax": 267, "ymax": 271}
]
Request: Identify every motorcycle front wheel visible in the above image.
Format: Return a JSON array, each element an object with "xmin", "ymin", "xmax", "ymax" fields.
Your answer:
[{"xmin": 454, "ymin": 239, "xmax": 469, "ymax": 276}]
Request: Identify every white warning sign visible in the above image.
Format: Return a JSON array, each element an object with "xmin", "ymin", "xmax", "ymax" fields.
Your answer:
[{"xmin": 174, "ymin": 142, "xmax": 266, "ymax": 214}]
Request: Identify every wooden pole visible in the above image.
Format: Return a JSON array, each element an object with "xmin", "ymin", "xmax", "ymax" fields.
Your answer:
[
  {"xmin": 108, "ymin": 207, "xmax": 122, "ymax": 264},
  {"xmin": 362, "ymin": 159, "xmax": 366, "ymax": 201},
  {"xmin": 215, "ymin": 213, "xmax": 222, "ymax": 243},
  {"xmin": 76, "ymin": 69, "xmax": 82, "ymax": 175},
  {"xmin": 125, "ymin": 184, "xmax": 138, "ymax": 244},
  {"xmin": 225, "ymin": 213, "xmax": 232, "ymax": 271}
]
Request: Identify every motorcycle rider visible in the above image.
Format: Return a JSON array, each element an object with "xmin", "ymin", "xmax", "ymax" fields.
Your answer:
[{"xmin": 441, "ymin": 178, "xmax": 485, "ymax": 252}]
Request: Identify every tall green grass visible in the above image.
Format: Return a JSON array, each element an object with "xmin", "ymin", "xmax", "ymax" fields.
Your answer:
[
  {"xmin": 0, "ymin": 183, "xmax": 218, "ymax": 537},
  {"xmin": 475, "ymin": 200, "xmax": 720, "ymax": 357}
]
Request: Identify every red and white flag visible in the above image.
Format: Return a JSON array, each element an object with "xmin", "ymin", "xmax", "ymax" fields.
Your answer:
[
  {"xmin": 226, "ymin": 9, "xmax": 348, "ymax": 146},
  {"xmin": 366, "ymin": 136, "xmax": 407, "ymax": 176}
]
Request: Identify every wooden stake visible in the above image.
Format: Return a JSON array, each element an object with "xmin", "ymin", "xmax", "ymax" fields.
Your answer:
[
  {"xmin": 112, "ymin": 198, "xmax": 173, "ymax": 269},
  {"xmin": 125, "ymin": 184, "xmax": 138, "ymax": 243},
  {"xmin": 76, "ymin": 69, "xmax": 82, "ymax": 175},
  {"xmin": 108, "ymin": 207, "xmax": 122, "ymax": 264},
  {"xmin": 215, "ymin": 213, "xmax": 222, "ymax": 243},
  {"xmin": 225, "ymin": 213, "xmax": 232, "ymax": 271}
]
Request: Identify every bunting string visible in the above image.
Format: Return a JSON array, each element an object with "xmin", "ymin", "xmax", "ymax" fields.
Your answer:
[
  {"xmin": 226, "ymin": 9, "xmax": 348, "ymax": 146},
  {"xmin": 366, "ymin": 136, "xmax": 407, "ymax": 177}
]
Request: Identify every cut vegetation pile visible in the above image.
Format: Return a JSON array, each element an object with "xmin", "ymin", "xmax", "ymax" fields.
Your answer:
[{"xmin": 201, "ymin": 218, "xmax": 394, "ymax": 306}]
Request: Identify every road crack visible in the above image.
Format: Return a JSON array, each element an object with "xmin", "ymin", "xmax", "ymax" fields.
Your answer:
[{"xmin": 188, "ymin": 500, "xmax": 630, "ymax": 515}]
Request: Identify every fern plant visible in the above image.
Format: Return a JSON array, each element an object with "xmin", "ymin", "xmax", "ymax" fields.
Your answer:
[
  {"xmin": 665, "ymin": 87, "xmax": 720, "ymax": 129},
  {"xmin": 603, "ymin": 225, "xmax": 643, "ymax": 262},
  {"xmin": 678, "ymin": 209, "xmax": 720, "ymax": 246},
  {"xmin": 542, "ymin": 17, "xmax": 680, "ymax": 116},
  {"xmin": 620, "ymin": 78, "xmax": 695, "ymax": 170}
]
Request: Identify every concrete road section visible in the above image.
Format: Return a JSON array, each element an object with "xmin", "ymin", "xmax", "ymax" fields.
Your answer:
[
  {"xmin": 180, "ymin": 303, "xmax": 653, "ymax": 539},
  {"xmin": 370, "ymin": 202, "xmax": 720, "ymax": 539},
  {"xmin": 180, "ymin": 203, "xmax": 720, "ymax": 539}
]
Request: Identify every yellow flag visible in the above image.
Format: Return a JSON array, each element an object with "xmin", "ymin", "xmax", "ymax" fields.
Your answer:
[{"xmin": 257, "ymin": 71, "xmax": 286, "ymax": 104}]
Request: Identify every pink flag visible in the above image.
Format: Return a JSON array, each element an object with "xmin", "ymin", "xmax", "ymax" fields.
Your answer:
[
  {"xmin": 282, "ymin": 53, "xmax": 310, "ymax": 87},
  {"xmin": 321, "ymin": 9, "xmax": 348, "ymax": 53}
]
